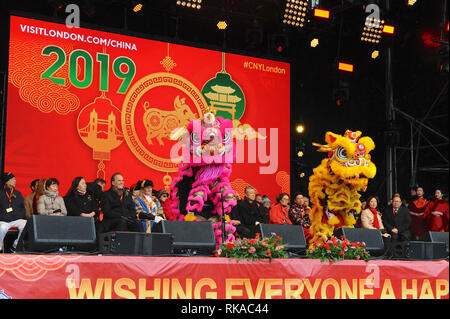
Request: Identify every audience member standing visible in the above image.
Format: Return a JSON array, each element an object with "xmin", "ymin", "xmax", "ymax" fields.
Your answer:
[
  {"xmin": 408, "ymin": 187, "xmax": 429, "ymax": 240},
  {"xmin": 101, "ymin": 173, "xmax": 142, "ymax": 232},
  {"xmin": 423, "ymin": 188, "xmax": 449, "ymax": 232},
  {"xmin": 0, "ymin": 173, "xmax": 27, "ymax": 252},
  {"xmin": 37, "ymin": 178, "xmax": 67, "ymax": 216}
]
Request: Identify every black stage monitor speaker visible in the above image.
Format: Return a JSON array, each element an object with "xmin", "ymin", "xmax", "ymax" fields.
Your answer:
[
  {"xmin": 16, "ymin": 215, "xmax": 97, "ymax": 253},
  {"xmin": 406, "ymin": 241, "xmax": 447, "ymax": 260},
  {"xmin": 258, "ymin": 224, "xmax": 306, "ymax": 253},
  {"xmin": 334, "ymin": 227, "xmax": 385, "ymax": 257},
  {"xmin": 421, "ymin": 232, "xmax": 449, "ymax": 255},
  {"xmin": 98, "ymin": 232, "xmax": 173, "ymax": 256},
  {"xmin": 154, "ymin": 220, "xmax": 216, "ymax": 254}
]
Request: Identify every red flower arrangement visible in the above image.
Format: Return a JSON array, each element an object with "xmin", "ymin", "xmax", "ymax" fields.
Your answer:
[
  {"xmin": 306, "ymin": 235, "xmax": 370, "ymax": 262},
  {"xmin": 215, "ymin": 233, "xmax": 288, "ymax": 262}
]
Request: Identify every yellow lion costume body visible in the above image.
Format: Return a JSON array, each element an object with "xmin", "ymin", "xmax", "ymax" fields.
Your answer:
[{"xmin": 308, "ymin": 130, "xmax": 377, "ymax": 245}]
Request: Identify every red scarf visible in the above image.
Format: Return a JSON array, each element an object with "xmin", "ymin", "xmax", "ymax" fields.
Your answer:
[{"xmin": 369, "ymin": 207, "xmax": 380, "ymax": 229}]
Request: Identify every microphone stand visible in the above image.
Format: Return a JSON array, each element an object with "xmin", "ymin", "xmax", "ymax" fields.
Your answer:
[{"xmin": 221, "ymin": 191, "xmax": 226, "ymax": 244}]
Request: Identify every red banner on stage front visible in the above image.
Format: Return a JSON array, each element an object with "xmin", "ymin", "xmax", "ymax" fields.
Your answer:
[{"xmin": 0, "ymin": 255, "xmax": 448, "ymax": 299}]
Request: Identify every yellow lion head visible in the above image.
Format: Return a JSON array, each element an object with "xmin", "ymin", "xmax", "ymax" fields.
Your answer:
[{"xmin": 313, "ymin": 130, "xmax": 376, "ymax": 185}]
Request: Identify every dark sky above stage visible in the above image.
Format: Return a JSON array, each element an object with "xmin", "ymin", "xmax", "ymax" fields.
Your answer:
[{"xmin": 0, "ymin": 0, "xmax": 448, "ymax": 202}]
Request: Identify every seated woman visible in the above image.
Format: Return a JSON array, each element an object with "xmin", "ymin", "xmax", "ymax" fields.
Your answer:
[
  {"xmin": 157, "ymin": 189, "xmax": 176, "ymax": 221},
  {"xmin": 361, "ymin": 196, "xmax": 390, "ymax": 248},
  {"xmin": 64, "ymin": 176, "xmax": 99, "ymax": 219},
  {"xmin": 134, "ymin": 180, "xmax": 165, "ymax": 232},
  {"xmin": 269, "ymin": 193, "xmax": 292, "ymax": 225},
  {"xmin": 37, "ymin": 178, "xmax": 67, "ymax": 216}
]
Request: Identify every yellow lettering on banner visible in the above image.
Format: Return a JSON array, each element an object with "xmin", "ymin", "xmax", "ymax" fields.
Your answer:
[
  {"xmin": 380, "ymin": 279, "xmax": 396, "ymax": 299},
  {"xmin": 359, "ymin": 278, "xmax": 374, "ymax": 299},
  {"xmin": 162, "ymin": 278, "xmax": 170, "ymax": 299},
  {"xmin": 114, "ymin": 278, "xmax": 136, "ymax": 299},
  {"xmin": 138, "ymin": 278, "xmax": 161, "ymax": 299},
  {"xmin": 244, "ymin": 279, "xmax": 264, "ymax": 299},
  {"xmin": 171, "ymin": 278, "xmax": 192, "ymax": 299},
  {"xmin": 341, "ymin": 279, "xmax": 358, "ymax": 299},
  {"xmin": 68, "ymin": 278, "xmax": 105, "ymax": 299},
  {"xmin": 419, "ymin": 279, "xmax": 434, "ymax": 299},
  {"xmin": 226, "ymin": 279, "xmax": 244, "ymax": 299},
  {"xmin": 265, "ymin": 279, "xmax": 283, "ymax": 299},
  {"xmin": 436, "ymin": 279, "xmax": 449, "ymax": 299},
  {"xmin": 285, "ymin": 279, "xmax": 304, "ymax": 299},
  {"xmin": 194, "ymin": 278, "xmax": 217, "ymax": 299},
  {"xmin": 401, "ymin": 279, "xmax": 417, "ymax": 299},
  {"xmin": 104, "ymin": 278, "xmax": 112, "ymax": 299},
  {"xmin": 321, "ymin": 278, "xmax": 340, "ymax": 299},
  {"xmin": 303, "ymin": 279, "xmax": 321, "ymax": 299}
]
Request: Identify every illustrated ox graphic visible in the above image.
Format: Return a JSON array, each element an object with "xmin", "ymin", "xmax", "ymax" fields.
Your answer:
[{"xmin": 143, "ymin": 95, "xmax": 196, "ymax": 146}]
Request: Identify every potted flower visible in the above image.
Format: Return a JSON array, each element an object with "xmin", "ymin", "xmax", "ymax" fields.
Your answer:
[
  {"xmin": 215, "ymin": 232, "xmax": 288, "ymax": 262},
  {"xmin": 306, "ymin": 235, "xmax": 370, "ymax": 262}
]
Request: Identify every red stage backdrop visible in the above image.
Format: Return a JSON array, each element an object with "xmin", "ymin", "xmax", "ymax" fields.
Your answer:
[
  {"xmin": 0, "ymin": 255, "xmax": 448, "ymax": 299},
  {"xmin": 5, "ymin": 15, "xmax": 290, "ymax": 199}
]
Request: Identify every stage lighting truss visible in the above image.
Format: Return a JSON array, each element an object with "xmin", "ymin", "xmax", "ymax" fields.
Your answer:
[
  {"xmin": 176, "ymin": 0, "xmax": 202, "ymax": 9},
  {"xmin": 361, "ymin": 17, "xmax": 384, "ymax": 44},
  {"xmin": 282, "ymin": 0, "xmax": 309, "ymax": 28}
]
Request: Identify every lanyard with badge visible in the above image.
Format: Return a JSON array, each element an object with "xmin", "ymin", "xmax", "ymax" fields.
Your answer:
[{"xmin": 5, "ymin": 187, "xmax": 14, "ymax": 213}]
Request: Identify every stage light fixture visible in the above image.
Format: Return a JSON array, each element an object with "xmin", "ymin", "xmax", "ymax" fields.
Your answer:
[
  {"xmin": 300, "ymin": 172, "xmax": 305, "ymax": 178},
  {"xmin": 310, "ymin": 38, "xmax": 319, "ymax": 47},
  {"xmin": 282, "ymin": 0, "xmax": 309, "ymax": 28},
  {"xmin": 360, "ymin": 17, "xmax": 383, "ymax": 44},
  {"xmin": 407, "ymin": 0, "xmax": 417, "ymax": 5},
  {"xmin": 314, "ymin": 8, "xmax": 330, "ymax": 19},
  {"xmin": 338, "ymin": 62, "xmax": 354, "ymax": 72},
  {"xmin": 176, "ymin": 0, "xmax": 202, "ymax": 9},
  {"xmin": 296, "ymin": 124, "xmax": 305, "ymax": 134},
  {"xmin": 371, "ymin": 50, "xmax": 379, "ymax": 59},
  {"xmin": 217, "ymin": 21, "xmax": 227, "ymax": 30},
  {"xmin": 297, "ymin": 151, "xmax": 304, "ymax": 157},
  {"xmin": 133, "ymin": 3, "xmax": 143, "ymax": 12},
  {"xmin": 382, "ymin": 25, "xmax": 395, "ymax": 34}
]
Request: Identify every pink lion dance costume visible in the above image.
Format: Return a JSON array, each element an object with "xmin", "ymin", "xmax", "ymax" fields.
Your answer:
[{"xmin": 170, "ymin": 112, "xmax": 237, "ymax": 248}]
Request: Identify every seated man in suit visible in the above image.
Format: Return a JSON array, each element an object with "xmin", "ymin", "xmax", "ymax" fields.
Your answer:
[
  {"xmin": 100, "ymin": 173, "xmax": 143, "ymax": 233},
  {"xmin": 382, "ymin": 195, "xmax": 412, "ymax": 243}
]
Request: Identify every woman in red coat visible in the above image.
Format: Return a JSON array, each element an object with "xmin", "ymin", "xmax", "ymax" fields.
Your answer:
[
  {"xmin": 423, "ymin": 188, "xmax": 449, "ymax": 232},
  {"xmin": 269, "ymin": 193, "xmax": 292, "ymax": 224}
]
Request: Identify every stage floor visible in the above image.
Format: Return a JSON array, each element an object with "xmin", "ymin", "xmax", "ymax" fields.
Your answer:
[{"xmin": 0, "ymin": 254, "xmax": 448, "ymax": 299}]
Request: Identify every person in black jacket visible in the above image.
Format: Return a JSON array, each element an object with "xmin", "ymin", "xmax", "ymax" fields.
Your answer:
[
  {"xmin": 230, "ymin": 186, "xmax": 265, "ymax": 238},
  {"xmin": 0, "ymin": 172, "xmax": 27, "ymax": 252},
  {"xmin": 64, "ymin": 177, "xmax": 104, "ymax": 233},
  {"xmin": 100, "ymin": 173, "xmax": 142, "ymax": 233},
  {"xmin": 382, "ymin": 195, "xmax": 412, "ymax": 243}
]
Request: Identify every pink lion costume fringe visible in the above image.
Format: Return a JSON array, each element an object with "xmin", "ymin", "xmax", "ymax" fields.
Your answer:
[{"xmin": 170, "ymin": 112, "xmax": 237, "ymax": 248}]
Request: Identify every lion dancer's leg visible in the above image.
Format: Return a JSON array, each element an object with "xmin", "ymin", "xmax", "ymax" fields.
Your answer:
[
  {"xmin": 210, "ymin": 164, "xmax": 237, "ymax": 248},
  {"xmin": 308, "ymin": 178, "xmax": 336, "ymax": 246},
  {"xmin": 170, "ymin": 164, "xmax": 193, "ymax": 220}
]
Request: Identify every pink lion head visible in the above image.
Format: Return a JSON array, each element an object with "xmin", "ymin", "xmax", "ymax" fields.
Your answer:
[{"xmin": 182, "ymin": 112, "xmax": 235, "ymax": 166}]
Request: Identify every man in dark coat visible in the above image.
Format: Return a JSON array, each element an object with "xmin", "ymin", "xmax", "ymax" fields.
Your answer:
[
  {"xmin": 230, "ymin": 186, "xmax": 265, "ymax": 238},
  {"xmin": 382, "ymin": 196, "xmax": 412, "ymax": 242},
  {"xmin": 100, "ymin": 173, "xmax": 142, "ymax": 233},
  {"xmin": 0, "ymin": 172, "xmax": 27, "ymax": 252}
]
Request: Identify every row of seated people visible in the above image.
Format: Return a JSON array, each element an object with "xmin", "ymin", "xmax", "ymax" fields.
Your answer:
[
  {"xmin": 0, "ymin": 172, "xmax": 171, "ymax": 252},
  {"xmin": 1, "ymin": 171, "xmax": 448, "ymax": 253}
]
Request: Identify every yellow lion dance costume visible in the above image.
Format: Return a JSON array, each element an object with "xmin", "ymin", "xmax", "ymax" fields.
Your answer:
[{"xmin": 308, "ymin": 130, "xmax": 376, "ymax": 245}]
